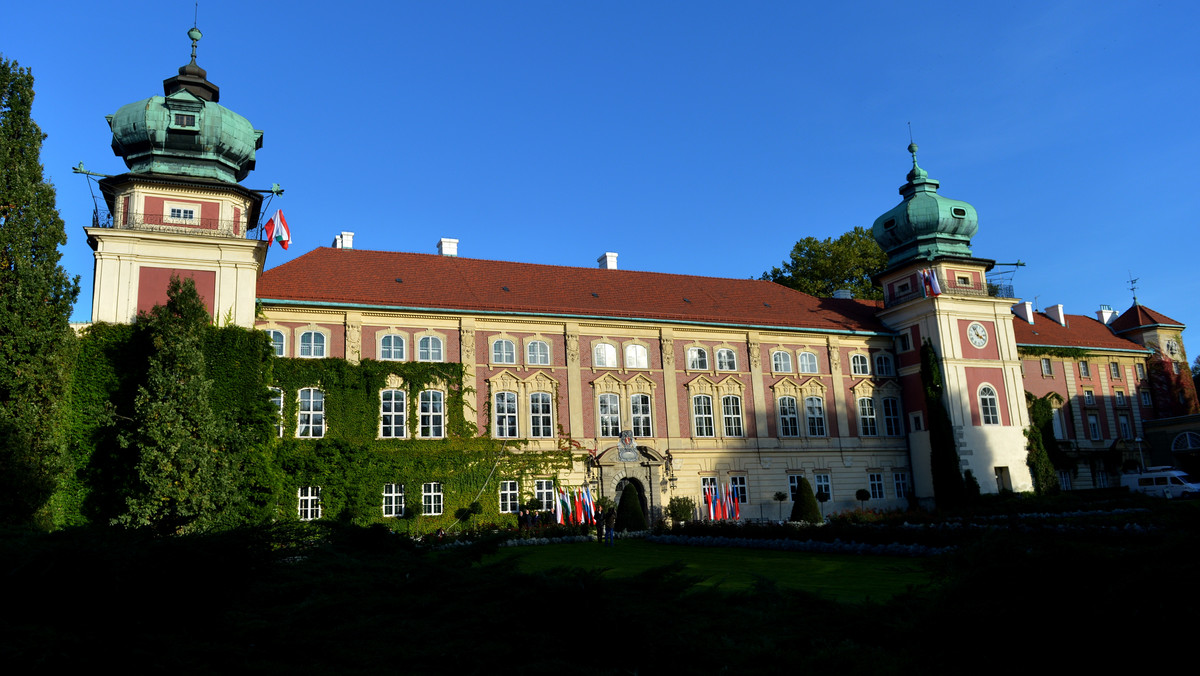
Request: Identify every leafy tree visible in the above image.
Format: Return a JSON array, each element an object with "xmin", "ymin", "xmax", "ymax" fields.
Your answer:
[
  {"xmin": 788, "ymin": 477, "xmax": 822, "ymax": 524},
  {"xmin": 116, "ymin": 277, "xmax": 237, "ymax": 534},
  {"xmin": 666, "ymin": 496, "xmax": 696, "ymax": 524},
  {"xmin": 760, "ymin": 226, "xmax": 886, "ymax": 300},
  {"xmin": 1024, "ymin": 392, "xmax": 1061, "ymax": 496},
  {"xmin": 921, "ymin": 340, "xmax": 964, "ymax": 508},
  {"xmin": 0, "ymin": 57, "xmax": 80, "ymax": 526}
]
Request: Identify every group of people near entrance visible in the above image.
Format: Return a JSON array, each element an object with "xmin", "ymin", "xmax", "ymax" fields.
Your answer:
[{"xmin": 516, "ymin": 504, "xmax": 618, "ymax": 546}]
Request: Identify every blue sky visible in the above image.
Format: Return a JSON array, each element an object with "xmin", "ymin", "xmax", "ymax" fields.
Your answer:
[{"xmin": 5, "ymin": 1, "xmax": 1198, "ymax": 344}]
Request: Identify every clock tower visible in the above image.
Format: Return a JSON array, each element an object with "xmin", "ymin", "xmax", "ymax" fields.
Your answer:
[{"xmin": 873, "ymin": 144, "xmax": 1032, "ymax": 499}]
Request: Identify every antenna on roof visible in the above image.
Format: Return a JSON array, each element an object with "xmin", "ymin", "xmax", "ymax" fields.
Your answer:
[
  {"xmin": 907, "ymin": 122, "xmax": 913, "ymax": 144},
  {"xmin": 1127, "ymin": 271, "xmax": 1139, "ymax": 305}
]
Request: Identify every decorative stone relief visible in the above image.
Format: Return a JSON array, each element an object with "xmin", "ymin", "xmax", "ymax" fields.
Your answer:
[
  {"xmin": 346, "ymin": 322, "xmax": 362, "ymax": 362},
  {"xmin": 565, "ymin": 332, "xmax": 580, "ymax": 363},
  {"xmin": 748, "ymin": 339, "xmax": 761, "ymax": 370},
  {"xmin": 661, "ymin": 338, "xmax": 674, "ymax": 367}
]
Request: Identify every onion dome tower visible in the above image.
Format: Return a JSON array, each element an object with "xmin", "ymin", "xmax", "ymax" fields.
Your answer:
[
  {"xmin": 86, "ymin": 26, "xmax": 269, "ymax": 327},
  {"xmin": 870, "ymin": 144, "xmax": 1032, "ymax": 502}
]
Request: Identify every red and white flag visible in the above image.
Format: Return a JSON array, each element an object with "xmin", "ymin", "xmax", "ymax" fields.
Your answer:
[{"xmin": 264, "ymin": 209, "xmax": 291, "ymax": 250}]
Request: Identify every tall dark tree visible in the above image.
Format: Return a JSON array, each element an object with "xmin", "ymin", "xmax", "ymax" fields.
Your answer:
[
  {"xmin": 0, "ymin": 57, "xmax": 80, "ymax": 526},
  {"xmin": 116, "ymin": 277, "xmax": 235, "ymax": 534},
  {"xmin": 1024, "ymin": 392, "xmax": 1061, "ymax": 496},
  {"xmin": 920, "ymin": 340, "xmax": 964, "ymax": 508},
  {"xmin": 761, "ymin": 226, "xmax": 887, "ymax": 300}
]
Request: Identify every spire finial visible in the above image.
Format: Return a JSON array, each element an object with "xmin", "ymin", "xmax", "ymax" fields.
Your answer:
[
  {"xmin": 187, "ymin": 24, "xmax": 202, "ymax": 64},
  {"xmin": 906, "ymin": 139, "xmax": 927, "ymax": 181},
  {"xmin": 1127, "ymin": 271, "xmax": 1140, "ymax": 305}
]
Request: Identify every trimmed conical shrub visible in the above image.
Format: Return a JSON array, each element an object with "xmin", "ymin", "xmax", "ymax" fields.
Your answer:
[
  {"xmin": 615, "ymin": 488, "xmax": 647, "ymax": 531},
  {"xmin": 788, "ymin": 477, "xmax": 822, "ymax": 524}
]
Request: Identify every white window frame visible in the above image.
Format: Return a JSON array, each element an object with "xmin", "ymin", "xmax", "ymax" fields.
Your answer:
[
  {"xmin": 1136, "ymin": 363, "xmax": 1146, "ymax": 380},
  {"xmin": 382, "ymin": 483, "xmax": 405, "ymax": 517},
  {"xmin": 1084, "ymin": 390, "xmax": 1095, "ymax": 405},
  {"xmin": 380, "ymin": 334, "xmax": 405, "ymax": 361},
  {"xmin": 1141, "ymin": 390, "xmax": 1152, "ymax": 406},
  {"xmin": 299, "ymin": 330, "xmax": 326, "ymax": 358},
  {"xmin": 1118, "ymin": 414, "xmax": 1132, "ymax": 440},
  {"xmin": 380, "ymin": 389, "xmax": 406, "ymax": 438},
  {"xmin": 529, "ymin": 392, "xmax": 553, "ymax": 438},
  {"xmin": 687, "ymin": 347, "xmax": 709, "ymax": 370},
  {"xmin": 805, "ymin": 396, "xmax": 826, "ymax": 437},
  {"xmin": 772, "ymin": 351, "xmax": 792, "ymax": 373},
  {"xmin": 593, "ymin": 343, "xmax": 617, "ymax": 368},
  {"xmin": 979, "ymin": 386, "xmax": 1000, "ymax": 425},
  {"xmin": 722, "ymin": 395, "xmax": 743, "ymax": 437},
  {"xmin": 1110, "ymin": 362, "xmax": 1121, "ymax": 379},
  {"xmin": 788, "ymin": 475, "xmax": 803, "ymax": 501},
  {"xmin": 527, "ymin": 340, "xmax": 550, "ymax": 366},
  {"xmin": 499, "ymin": 480, "xmax": 519, "ymax": 514},
  {"xmin": 298, "ymin": 486, "xmax": 321, "ymax": 521},
  {"xmin": 874, "ymin": 354, "xmax": 894, "ymax": 377},
  {"xmin": 492, "ymin": 339, "xmax": 516, "ymax": 364},
  {"xmin": 422, "ymin": 482, "xmax": 443, "ymax": 516},
  {"xmin": 598, "ymin": 393, "xmax": 620, "ymax": 437},
  {"xmin": 851, "ymin": 354, "xmax": 870, "ymax": 376},
  {"xmin": 814, "ymin": 473, "xmax": 832, "ymax": 501},
  {"xmin": 494, "ymin": 391, "xmax": 518, "ymax": 438},
  {"xmin": 778, "ymin": 396, "xmax": 800, "ymax": 438},
  {"xmin": 730, "ymin": 475, "xmax": 747, "ymax": 504},
  {"xmin": 297, "ymin": 388, "xmax": 325, "ymax": 438},
  {"xmin": 1058, "ymin": 470, "xmax": 1072, "ymax": 491},
  {"xmin": 266, "ymin": 329, "xmax": 285, "ymax": 357},
  {"xmin": 1115, "ymin": 390, "xmax": 1126, "ymax": 406},
  {"xmin": 858, "ymin": 397, "xmax": 878, "ymax": 436},
  {"xmin": 893, "ymin": 472, "xmax": 909, "ymax": 499},
  {"xmin": 1088, "ymin": 413, "xmax": 1101, "ymax": 440},
  {"xmin": 1079, "ymin": 361, "xmax": 1091, "ymax": 378},
  {"xmin": 418, "ymin": 336, "xmax": 444, "ymax": 362},
  {"xmin": 869, "ymin": 472, "xmax": 885, "ymax": 500},
  {"xmin": 419, "ymin": 390, "xmax": 445, "ymax": 438},
  {"xmin": 693, "ymin": 394, "xmax": 715, "ymax": 437},
  {"xmin": 535, "ymin": 479, "xmax": 555, "ymax": 510},
  {"xmin": 625, "ymin": 344, "xmax": 649, "ymax": 369},
  {"xmin": 799, "ymin": 351, "xmax": 819, "ymax": 374},
  {"xmin": 269, "ymin": 386, "xmax": 283, "ymax": 438},
  {"xmin": 716, "ymin": 348, "xmax": 737, "ymax": 371},
  {"xmin": 1041, "ymin": 358, "xmax": 1053, "ymax": 376},
  {"xmin": 631, "ymin": 393, "xmax": 652, "ymax": 438},
  {"xmin": 882, "ymin": 397, "xmax": 902, "ymax": 435}
]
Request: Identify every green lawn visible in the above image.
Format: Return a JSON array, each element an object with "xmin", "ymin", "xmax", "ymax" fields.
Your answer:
[{"xmin": 484, "ymin": 538, "xmax": 932, "ymax": 602}]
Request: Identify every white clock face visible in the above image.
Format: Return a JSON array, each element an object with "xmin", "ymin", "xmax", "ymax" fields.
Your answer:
[{"xmin": 968, "ymin": 322, "xmax": 988, "ymax": 348}]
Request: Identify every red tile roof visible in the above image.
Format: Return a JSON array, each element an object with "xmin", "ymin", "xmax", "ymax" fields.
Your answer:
[
  {"xmin": 257, "ymin": 248, "xmax": 890, "ymax": 334},
  {"xmin": 1110, "ymin": 303, "xmax": 1185, "ymax": 333},
  {"xmin": 1012, "ymin": 312, "xmax": 1147, "ymax": 352}
]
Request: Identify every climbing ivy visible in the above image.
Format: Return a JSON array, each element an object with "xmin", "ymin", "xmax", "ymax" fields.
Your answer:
[{"xmin": 1016, "ymin": 345, "xmax": 1092, "ymax": 360}]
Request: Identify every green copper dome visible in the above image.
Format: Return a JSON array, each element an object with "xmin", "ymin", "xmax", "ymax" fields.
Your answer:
[
  {"xmin": 872, "ymin": 143, "xmax": 978, "ymax": 266},
  {"xmin": 105, "ymin": 27, "xmax": 263, "ymax": 183}
]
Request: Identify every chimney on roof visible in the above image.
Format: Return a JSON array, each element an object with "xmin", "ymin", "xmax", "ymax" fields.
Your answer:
[
  {"xmin": 1046, "ymin": 303, "xmax": 1067, "ymax": 327},
  {"xmin": 597, "ymin": 252, "xmax": 618, "ymax": 270},
  {"xmin": 1097, "ymin": 304, "xmax": 1117, "ymax": 325},
  {"xmin": 1013, "ymin": 301, "xmax": 1035, "ymax": 324},
  {"xmin": 437, "ymin": 238, "xmax": 459, "ymax": 257},
  {"xmin": 332, "ymin": 231, "xmax": 354, "ymax": 249},
  {"xmin": 832, "ymin": 289, "xmax": 853, "ymax": 299}
]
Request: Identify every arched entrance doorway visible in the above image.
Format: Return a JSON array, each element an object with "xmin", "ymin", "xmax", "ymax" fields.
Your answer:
[{"xmin": 614, "ymin": 477, "xmax": 648, "ymax": 531}]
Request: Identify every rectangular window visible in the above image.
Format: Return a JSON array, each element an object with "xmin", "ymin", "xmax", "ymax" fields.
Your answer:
[
  {"xmin": 1088, "ymin": 413, "xmax": 1101, "ymax": 440},
  {"xmin": 1141, "ymin": 390, "xmax": 1152, "ymax": 406},
  {"xmin": 631, "ymin": 394, "xmax": 652, "ymax": 438},
  {"xmin": 420, "ymin": 390, "xmax": 444, "ymax": 438},
  {"xmin": 173, "ymin": 113, "xmax": 196, "ymax": 127},
  {"xmin": 1079, "ymin": 361, "xmax": 1090, "ymax": 378},
  {"xmin": 893, "ymin": 472, "xmax": 909, "ymax": 499},
  {"xmin": 382, "ymin": 483, "xmax": 404, "ymax": 517},
  {"xmin": 1058, "ymin": 470, "xmax": 1072, "ymax": 491},
  {"xmin": 882, "ymin": 397, "xmax": 902, "ymax": 436},
  {"xmin": 168, "ymin": 207, "xmax": 195, "ymax": 220},
  {"xmin": 269, "ymin": 387, "xmax": 283, "ymax": 438},
  {"xmin": 788, "ymin": 475, "xmax": 803, "ymax": 501},
  {"xmin": 909, "ymin": 412, "xmax": 924, "ymax": 432},
  {"xmin": 422, "ymin": 482, "xmax": 443, "ymax": 516},
  {"xmin": 535, "ymin": 479, "xmax": 555, "ymax": 511},
  {"xmin": 529, "ymin": 393, "xmax": 552, "ymax": 438},
  {"xmin": 499, "ymin": 480, "xmax": 519, "ymax": 514},
  {"xmin": 778, "ymin": 397, "xmax": 799, "ymax": 438},
  {"xmin": 1136, "ymin": 363, "xmax": 1146, "ymax": 380},
  {"xmin": 1118, "ymin": 414, "xmax": 1132, "ymax": 440},
  {"xmin": 693, "ymin": 395, "xmax": 714, "ymax": 437},
  {"xmin": 1115, "ymin": 390, "xmax": 1126, "ymax": 406},
  {"xmin": 869, "ymin": 473, "xmax": 885, "ymax": 500},
  {"xmin": 298, "ymin": 486, "xmax": 321, "ymax": 521},
  {"xmin": 1110, "ymin": 362, "xmax": 1121, "ymax": 379},
  {"xmin": 806, "ymin": 397, "xmax": 826, "ymax": 437},
  {"xmin": 730, "ymin": 475, "xmax": 747, "ymax": 504},
  {"xmin": 1084, "ymin": 390, "xmax": 1095, "ymax": 405},
  {"xmin": 858, "ymin": 398, "xmax": 877, "ymax": 436},
  {"xmin": 814, "ymin": 473, "xmax": 831, "ymax": 501},
  {"xmin": 701, "ymin": 476, "xmax": 717, "ymax": 507},
  {"xmin": 380, "ymin": 389, "xmax": 406, "ymax": 438},
  {"xmin": 1041, "ymin": 358, "xmax": 1053, "ymax": 376},
  {"xmin": 494, "ymin": 391, "xmax": 518, "ymax": 438},
  {"xmin": 297, "ymin": 388, "xmax": 325, "ymax": 438},
  {"xmin": 897, "ymin": 333, "xmax": 911, "ymax": 352},
  {"xmin": 722, "ymin": 395, "xmax": 743, "ymax": 437},
  {"xmin": 598, "ymin": 393, "xmax": 620, "ymax": 437}
]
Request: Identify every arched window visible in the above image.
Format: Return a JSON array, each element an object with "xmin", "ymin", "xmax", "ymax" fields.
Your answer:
[
  {"xmin": 419, "ymin": 390, "xmax": 444, "ymax": 438},
  {"xmin": 805, "ymin": 396, "xmax": 826, "ymax": 436},
  {"xmin": 799, "ymin": 352, "xmax": 818, "ymax": 374},
  {"xmin": 492, "ymin": 339, "xmax": 516, "ymax": 364},
  {"xmin": 631, "ymin": 393, "xmax": 652, "ymax": 437},
  {"xmin": 778, "ymin": 396, "xmax": 799, "ymax": 438},
  {"xmin": 857, "ymin": 397, "xmax": 877, "ymax": 436},
  {"xmin": 851, "ymin": 354, "xmax": 870, "ymax": 375},
  {"xmin": 494, "ymin": 391, "xmax": 518, "ymax": 437},
  {"xmin": 693, "ymin": 395, "xmax": 714, "ymax": 437},
  {"xmin": 266, "ymin": 329, "xmax": 285, "ymax": 357},
  {"xmin": 418, "ymin": 336, "xmax": 443, "ymax": 362},
  {"xmin": 1172, "ymin": 431, "xmax": 1200, "ymax": 451},
  {"xmin": 979, "ymin": 386, "xmax": 1000, "ymax": 425},
  {"xmin": 874, "ymin": 354, "xmax": 894, "ymax": 377},
  {"xmin": 772, "ymin": 351, "xmax": 792, "ymax": 373},
  {"xmin": 716, "ymin": 348, "xmax": 737, "ymax": 371},
  {"xmin": 380, "ymin": 389, "xmax": 405, "ymax": 438},
  {"xmin": 594, "ymin": 343, "xmax": 617, "ymax": 368},
  {"xmin": 299, "ymin": 331, "xmax": 326, "ymax": 358},
  {"xmin": 687, "ymin": 347, "xmax": 709, "ymax": 370},
  {"xmin": 380, "ymin": 334, "xmax": 405, "ymax": 361},
  {"xmin": 297, "ymin": 388, "xmax": 325, "ymax": 438},
  {"xmin": 529, "ymin": 392, "xmax": 552, "ymax": 438},
  {"xmin": 527, "ymin": 340, "xmax": 550, "ymax": 365},
  {"xmin": 625, "ymin": 344, "xmax": 648, "ymax": 369}
]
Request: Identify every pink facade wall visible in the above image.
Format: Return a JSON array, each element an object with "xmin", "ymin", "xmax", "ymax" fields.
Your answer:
[
  {"xmin": 964, "ymin": 366, "xmax": 1011, "ymax": 426},
  {"xmin": 143, "ymin": 196, "xmax": 220, "ymax": 230},
  {"xmin": 958, "ymin": 319, "xmax": 1000, "ymax": 361},
  {"xmin": 137, "ymin": 267, "xmax": 215, "ymax": 318}
]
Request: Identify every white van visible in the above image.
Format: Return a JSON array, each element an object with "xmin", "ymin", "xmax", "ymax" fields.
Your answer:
[{"xmin": 1120, "ymin": 467, "xmax": 1200, "ymax": 499}]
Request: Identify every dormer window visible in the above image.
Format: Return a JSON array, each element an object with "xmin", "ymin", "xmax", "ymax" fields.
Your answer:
[
  {"xmin": 174, "ymin": 113, "xmax": 196, "ymax": 127},
  {"xmin": 169, "ymin": 207, "xmax": 195, "ymax": 220}
]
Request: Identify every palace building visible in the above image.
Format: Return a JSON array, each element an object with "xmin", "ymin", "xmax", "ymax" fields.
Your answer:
[{"xmin": 82, "ymin": 30, "xmax": 1199, "ymax": 520}]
